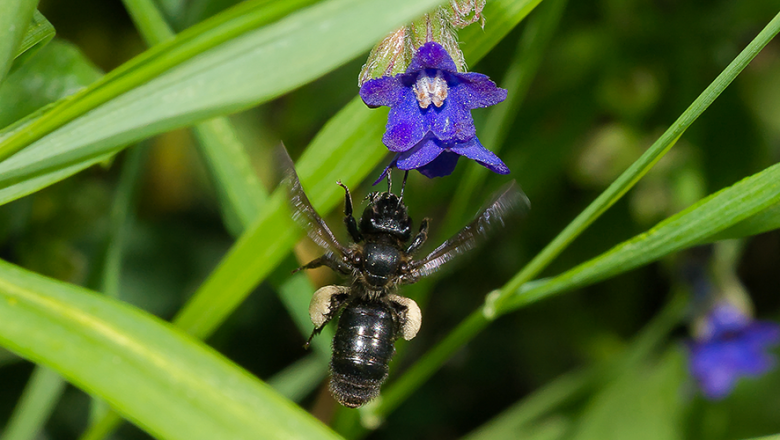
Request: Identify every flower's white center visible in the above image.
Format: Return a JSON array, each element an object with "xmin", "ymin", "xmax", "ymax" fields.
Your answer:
[{"xmin": 413, "ymin": 72, "xmax": 448, "ymax": 109}]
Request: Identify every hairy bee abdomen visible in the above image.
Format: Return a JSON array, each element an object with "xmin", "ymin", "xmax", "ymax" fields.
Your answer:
[{"xmin": 330, "ymin": 300, "xmax": 397, "ymax": 408}]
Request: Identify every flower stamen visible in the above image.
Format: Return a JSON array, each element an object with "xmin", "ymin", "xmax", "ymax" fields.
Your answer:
[{"xmin": 413, "ymin": 72, "xmax": 448, "ymax": 109}]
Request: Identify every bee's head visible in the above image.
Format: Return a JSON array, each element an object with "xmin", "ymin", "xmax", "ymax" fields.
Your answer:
[{"xmin": 359, "ymin": 191, "xmax": 412, "ymax": 242}]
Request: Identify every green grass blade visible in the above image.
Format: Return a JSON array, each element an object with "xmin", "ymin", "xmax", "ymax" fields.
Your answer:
[
  {"xmin": 192, "ymin": 118, "xmax": 269, "ymax": 235},
  {"xmin": 94, "ymin": 146, "xmax": 146, "ymax": 298},
  {"xmin": 500, "ymin": 161, "xmax": 780, "ymax": 312},
  {"xmin": 78, "ymin": 413, "xmax": 122, "ymax": 440},
  {"xmin": 266, "ymin": 354, "xmax": 329, "ymax": 402},
  {"xmin": 499, "ymin": 10, "xmax": 780, "ymax": 300},
  {"xmin": 0, "ymin": 366, "xmax": 67, "ymax": 440},
  {"xmin": 0, "ymin": 0, "xmax": 39, "ymax": 85},
  {"xmin": 0, "ymin": 0, "xmax": 444, "ymax": 207},
  {"xmin": 122, "ymin": 0, "xmax": 176, "ymax": 45},
  {"xmin": 173, "ymin": 0, "xmax": 540, "ymax": 341},
  {"xmin": 707, "ymin": 201, "xmax": 780, "ymax": 241},
  {"xmin": 10, "ymin": 10, "xmax": 55, "ymax": 73},
  {"xmin": 0, "ymin": 260, "xmax": 342, "ymax": 440},
  {"xmin": 0, "ymin": 40, "xmax": 102, "ymax": 130},
  {"xmin": 0, "ymin": 0, "xmax": 316, "ymax": 161}
]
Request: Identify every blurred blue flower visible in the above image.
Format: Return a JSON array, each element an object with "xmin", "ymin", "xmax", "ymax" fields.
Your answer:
[
  {"xmin": 687, "ymin": 303, "xmax": 780, "ymax": 400},
  {"xmin": 360, "ymin": 41, "xmax": 508, "ymax": 178}
]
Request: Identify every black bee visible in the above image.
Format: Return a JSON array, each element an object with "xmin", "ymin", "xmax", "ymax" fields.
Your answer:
[{"xmin": 279, "ymin": 150, "xmax": 528, "ymax": 408}]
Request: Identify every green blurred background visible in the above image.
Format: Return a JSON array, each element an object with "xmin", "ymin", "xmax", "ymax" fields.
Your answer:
[{"xmin": 1, "ymin": 0, "xmax": 780, "ymax": 439}]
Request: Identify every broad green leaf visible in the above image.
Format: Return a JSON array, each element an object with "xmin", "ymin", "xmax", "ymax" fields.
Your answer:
[
  {"xmin": 501, "ymin": 161, "xmax": 780, "ymax": 312},
  {"xmin": 0, "ymin": 39, "xmax": 102, "ymax": 131},
  {"xmin": 0, "ymin": 0, "xmax": 443, "ymax": 206},
  {"xmin": 0, "ymin": 260, "xmax": 341, "ymax": 440},
  {"xmin": 9, "ymin": 10, "xmax": 55, "ymax": 73},
  {"xmin": 0, "ymin": 0, "xmax": 38, "ymax": 85},
  {"xmin": 173, "ymin": 0, "xmax": 542, "ymax": 339}
]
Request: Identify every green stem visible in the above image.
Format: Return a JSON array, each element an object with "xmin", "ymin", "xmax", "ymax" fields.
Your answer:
[{"xmin": 498, "ymin": 11, "xmax": 780, "ymax": 302}]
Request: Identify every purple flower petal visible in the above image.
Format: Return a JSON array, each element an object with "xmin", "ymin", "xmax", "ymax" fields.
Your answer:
[
  {"xmin": 450, "ymin": 138, "xmax": 510, "ymax": 174},
  {"xmin": 706, "ymin": 303, "xmax": 752, "ymax": 338},
  {"xmin": 373, "ymin": 155, "xmax": 399, "ymax": 186},
  {"xmin": 428, "ymin": 96, "xmax": 475, "ymax": 143},
  {"xmin": 407, "ymin": 42, "xmax": 458, "ymax": 73},
  {"xmin": 454, "ymin": 72, "xmax": 508, "ymax": 109},
  {"xmin": 396, "ymin": 138, "xmax": 442, "ymax": 170},
  {"xmin": 687, "ymin": 304, "xmax": 780, "ymax": 400},
  {"xmin": 384, "ymin": 88, "xmax": 428, "ymax": 151},
  {"xmin": 360, "ymin": 41, "xmax": 511, "ymax": 179},
  {"xmin": 418, "ymin": 151, "xmax": 460, "ymax": 178},
  {"xmin": 741, "ymin": 322, "xmax": 780, "ymax": 347},
  {"xmin": 360, "ymin": 75, "xmax": 407, "ymax": 108}
]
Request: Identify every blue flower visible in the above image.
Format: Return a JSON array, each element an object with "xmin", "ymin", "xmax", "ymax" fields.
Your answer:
[
  {"xmin": 360, "ymin": 41, "xmax": 509, "ymax": 178},
  {"xmin": 687, "ymin": 303, "xmax": 780, "ymax": 400}
]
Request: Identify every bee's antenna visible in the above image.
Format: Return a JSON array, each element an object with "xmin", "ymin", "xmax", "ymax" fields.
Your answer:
[
  {"xmin": 400, "ymin": 170, "xmax": 409, "ymax": 200},
  {"xmin": 386, "ymin": 170, "xmax": 393, "ymax": 194}
]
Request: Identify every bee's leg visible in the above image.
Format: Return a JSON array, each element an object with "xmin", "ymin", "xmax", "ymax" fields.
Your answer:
[
  {"xmin": 305, "ymin": 285, "xmax": 350, "ymax": 348},
  {"xmin": 294, "ymin": 253, "xmax": 351, "ymax": 275},
  {"xmin": 387, "ymin": 294, "xmax": 422, "ymax": 341},
  {"xmin": 337, "ymin": 181, "xmax": 363, "ymax": 243},
  {"xmin": 405, "ymin": 218, "xmax": 430, "ymax": 255}
]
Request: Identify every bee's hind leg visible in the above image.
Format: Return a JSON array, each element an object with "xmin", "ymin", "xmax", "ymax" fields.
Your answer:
[
  {"xmin": 305, "ymin": 285, "xmax": 350, "ymax": 348},
  {"xmin": 387, "ymin": 294, "xmax": 422, "ymax": 341}
]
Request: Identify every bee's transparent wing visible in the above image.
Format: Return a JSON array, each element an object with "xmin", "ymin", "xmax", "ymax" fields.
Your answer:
[
  {"xmin": 407, "ymin": 181, "xmax": 529, "ymax": 279},
  {"xmin": 276, "ymin": 144, "xmax": 349, "ymax": 256}
]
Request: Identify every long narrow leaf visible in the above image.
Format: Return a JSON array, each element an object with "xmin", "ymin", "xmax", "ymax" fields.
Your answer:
[
  {"xmin": 707, "ymin": 201, "xmax": 780, "ymax": 241},
  {"xmin": 0, "ymin": 0, "xmax": 39, "ymax": 84},
  {"xmin": 501, "ymin": 161, "xmax": 780, "ymax": 312},
  {"xmin": 0, "ymin": 260, "xmax": 341, "ymax": 440},
  {"xmin": 10, "ymin": 10, "xmax": 55, "ymax": 71},
  {"xmin": 0, "ymin": 0, "xmax": 443, "ymax": 206}
]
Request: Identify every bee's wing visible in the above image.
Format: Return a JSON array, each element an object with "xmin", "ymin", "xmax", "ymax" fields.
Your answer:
[
  {"xmin": 407, "ymin": 181, "xmax": 529, "ymax": 279},
  {"xmin": 276, "ymin": 144, "xmax": 349, "ymax": 256}
]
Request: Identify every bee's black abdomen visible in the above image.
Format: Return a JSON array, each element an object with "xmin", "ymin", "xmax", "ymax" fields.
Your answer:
[{"xmin": 330, "ymin": 300, "xmax": 397, "ymax": 408}]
